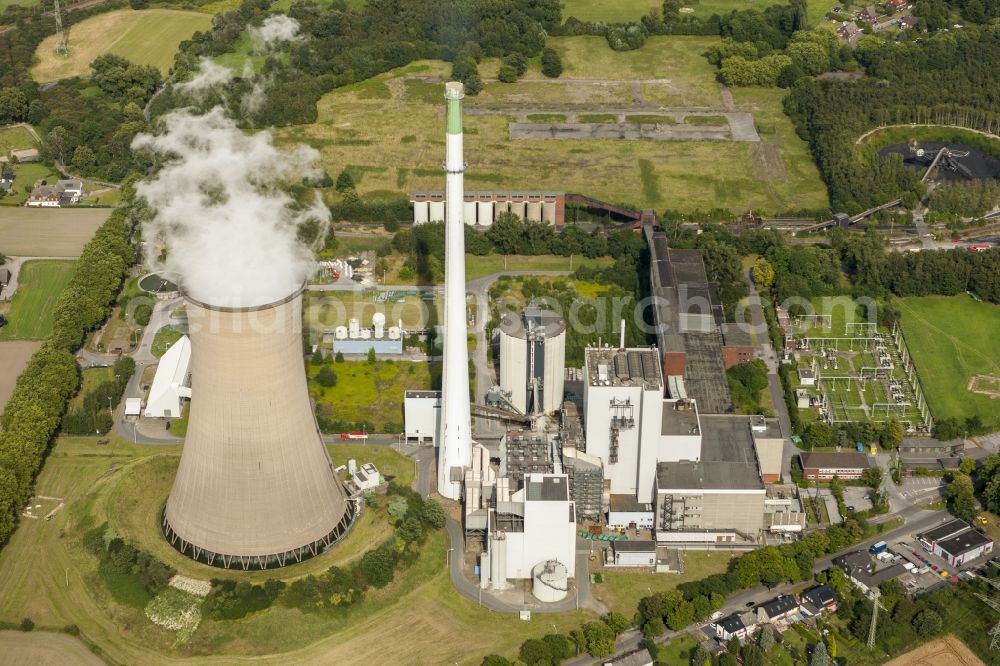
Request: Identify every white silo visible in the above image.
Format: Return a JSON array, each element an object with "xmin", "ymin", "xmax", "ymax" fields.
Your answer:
[
  {"xmin": 511, "ymin": 200, "xmax": 526, "ymax": 218},
  {"xmin": 334, "ymin": 326, "xmax": 348, "ymax": 340},
  {"xmin": 542, "ymin": 201, "xmax": 557, "ymax": 225},
  {"xmin": 373, "ymin": 312, "xmax": 386, "ymax": 338},
  {"xmin": 348, "ymin": 317, "xmax": 361, "ymax": 338},
  {"xmin": 526, "ymin": 201, "xmax": 542, "ymax": 221},
  {"xmin": 463, "ymin": 200, "xmax": 477, "ymax": 226},
  {"xmin": 414, "ymin": 200, "xmax": 429, "ymax": 224},
  {"xmin": 498, "ymin": 307, "xmax": 566, "ymax": 414},
  {"xmin": 429, "ymin": 200, "xmax": 445, "ymax": 222},
  {"xmin": 489, "ymin": 532, "xmax": 508, "ymax": 590},
  {"xmin": 163, "ymin": 287, "xmax": 354, "ymax": 569},
  {"xmin": 477, "ymin": 201, "xmax": 493, "ymax": 226},
  {"xmin": 494, "ymin": 200, "xmax": 510, "ymax": 221},
  {"xmin": 532, "ymin": 560, "xmax": 569, "ymax": 602},
  {"xmin": 388, "ymin": 325, "xmax": 401, "ymax": 340}
]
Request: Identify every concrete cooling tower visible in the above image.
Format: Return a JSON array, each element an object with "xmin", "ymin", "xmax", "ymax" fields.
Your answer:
[{"xmin": 163, "ymin": 287, "xmax": 354, "ymax": 569}]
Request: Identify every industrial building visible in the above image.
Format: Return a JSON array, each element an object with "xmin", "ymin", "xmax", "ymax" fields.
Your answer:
[
  {"xmin": 498, "ymin": 307, "xmax": 566, "ymax": 414},
  {"xmin": 749, "ymin": 415, "xmax": 784, "ymax": 483},
  {"xmin": 559, "ymin": 401, "xmax": 603, "ymax": 521},
  {"xmin": 404, "ymin": 390, "xmax": 441, "ymax": 445},
  {"xmin": 654, "ymin": 415, "xmax": 768, "ymax": 546},
  {"xmin": 646, "ymin": 229, "xmax": 754, "ymax": 414},
  {"xmin": 411, "ymin": 191, "xmax": 566, "ymax": 226},
  {"xmin": 799, "ymin": 451, "xmax": 871, "ymax": 480},
  {"xmin": 501, "ymin": 430, "xmax": 555, "ymax": 484},
  {"xmin": 144, "ymin": 335, "xmax": 192, "ymax": 418},
  {"xmin": 917, "ymin": 519, "xmax": 994, "ymax": 567},
  {"xmin": 163, "ymin": 288, "xmax": 355, "ymax": 569},
  {"xmin": 331, "ymin": 313, "xmax": 403, "ymax": 355},
  {"xmin": 583, "ymin": 345, "xmax": 664, "ymax": 502},
  {"xmin": 607, "ymin": 540, "xmax": 657, "ymax": 567}
]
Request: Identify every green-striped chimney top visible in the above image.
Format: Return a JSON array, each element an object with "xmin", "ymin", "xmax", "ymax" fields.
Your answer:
[{"xmin": 445, "ymin": 81, "xmax": 464, "ymax": 135}]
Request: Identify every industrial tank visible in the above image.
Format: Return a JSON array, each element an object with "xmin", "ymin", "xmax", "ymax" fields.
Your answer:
[
  {"xmin": 413, "ymin": 200, "xmax": 429, "ymax": 224},
  {"xmin": 489, "ymin": 532, "xmax": 508, "ymax": 590},
  {"xmin": 526, "ymin": 201, "xmax": 542, "ymax": 221},
  {"xmin": 373, "ymin": 312, "xmax": 386, "ymax": 338},
  {"xmin": 463, "ymin": 200, "xmax": 477, "ymax": 226},
  {"xmin": 532, "ymin": 560, "xmax": 569, "ymax": 602},
  {"xmin": 542, "ymin": 201, "xmax": 556, "ymax": 225},
  {"xmin": 334, "ymin": 326, "xmax": 348, "ymax": 340},
  {"xmin": 498, "ymin": 307, "xmax": 566, "ymax": 414},
  {"xmin": 477, "ymin": 201, "xmax": 494, "ymax": 226},
  {"xmin": 511, "ymin": 201, "xmax": 526, "ymax": 219},
  {"xmin": 429, "ymin": 200, "xmax": 445, "ymax": 222},
  {"xmin": 493, "ymin": 201, "xmax": 510, "ymax": 221}
]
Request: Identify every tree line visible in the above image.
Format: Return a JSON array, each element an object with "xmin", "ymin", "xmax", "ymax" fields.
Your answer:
[{"xmin": 0, "ymin": 186, "xmax": 137, "ymax": 549}]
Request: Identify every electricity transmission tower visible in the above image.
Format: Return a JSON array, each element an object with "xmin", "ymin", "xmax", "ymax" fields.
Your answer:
[
  {"xmin": 867, "ymin": 589, "xmax": 885, "ymax": 649},
  {"xmin": 53, "ymin": 0, "xmax": 68, "ymax": 56},
  {"xmin": 975, "ymin": 573, "xmax": 1000, "ymax": 652}
]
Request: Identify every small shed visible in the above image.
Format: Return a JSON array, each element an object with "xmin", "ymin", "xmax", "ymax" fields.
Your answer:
[
  {"xmin": 609, "ymin": 540, "xmax": 657, "ymax": 567},
  {"xmin": 0, "ymin": 268, "xmax": 10, "ymax": 285},
  {"xmin": 124, "ymin": 398, "xmax": 142, "ymax": 417}
]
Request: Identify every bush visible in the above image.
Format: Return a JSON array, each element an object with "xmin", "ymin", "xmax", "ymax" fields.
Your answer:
[
  {"xmin": 519, "ymin": 638, "xmax": 552, "ymax": 665},
  {"xmin": 19, "ymin": 617, "xmax": 33, "ymax": 631},
  {"xmin": 498, "ymin": 64, "xmax": 518, "ymax": 83},
  {"xmin": 63, "ymin": 623, "xmax": 79, "ymax": 635},
  {"xmin": 360, "ymin": 543, "xmax": 397, "ymax": 588},
  {"xmin": 541, "ymin": 48, "xmax": 563, "ymax": 78},
  {"xmin": 316, "ymin": 366, "xmax": 338, "ymax": 387}
]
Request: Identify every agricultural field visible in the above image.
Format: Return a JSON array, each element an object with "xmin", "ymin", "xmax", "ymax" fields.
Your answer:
[
  {"xmin": 0, "ymin": 260, "xmax": 76, "ymax": 340},
  {"xmin": 0, "ymin": 340, "xmax": 41, "ymax": 412},
  {"xmin": 0, "ymin": 630, "xmax": 104, "ymax": 666},
  {"xmin": 684, "ymin": 0, "xmax": 840, "ymax": 27},
  {"xmin": 276, "ymin": 36, "xmax": 829, "ymax": 213},
  {"xmin": 896, "ymin": 295, "xmax": 1000, "ymax": 427},
  {"xmin": 308, "ymin": 359, "xmax": 432, "ymax": 430},
  {"xmin": 0, "ymin": 208, "xmax": 109, "ymax": 256},
  {"xmin": 562, "ymin": 0, "xmax": 661, "ymax": 22},
  {"xmin": 32, "ymin": 9, "xmax": 213, "ymax": 82},
  {"xmin": 0, "ymin": 125, "xmax": 36, "ymax": 155},
  {"xmin": 0, "ymin": 436, "xmax": 589, "ymax": 664},
  {"xmin": 885, "ymin": 634, "xmax": 986, "ymax": 666}
]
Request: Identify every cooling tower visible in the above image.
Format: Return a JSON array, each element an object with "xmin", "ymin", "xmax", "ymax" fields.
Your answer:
[{"xmin": 163, "ymin": 287, "xmax": 354, "ymax": 569}]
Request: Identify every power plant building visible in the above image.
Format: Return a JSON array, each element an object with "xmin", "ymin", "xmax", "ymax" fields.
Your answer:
[
  {"xmin": 404, "ymin": 390, "xmax": 441, "ymax": 445},
  {"xmin": 411, "ymin": 191, "xmax": 566, "ymax": 226},
  {"xmin": 144, "ymin": 334, "xmax": 192, "ymax": 418},
  {"xmin": 331, "ymin": 313, "xmax": 403, "ymax": 355},
  {"xmin": 163, "ymin": 288, "xmax": 354, "ymax": 569},
  {"xmin": 498, "ymin": 307, "xmax": 566, "ymax": 414}
]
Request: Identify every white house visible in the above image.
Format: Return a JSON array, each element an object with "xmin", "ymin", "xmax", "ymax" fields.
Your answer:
[{"xmin": 144, "ymin": 335, "xmax": 192, "ymax": 418}]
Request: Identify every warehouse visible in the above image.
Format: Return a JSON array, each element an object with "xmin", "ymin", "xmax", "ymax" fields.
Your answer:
[
  {"xmin": 607, "ymin": 540, "xmax": 657, "ymax": 567},
  {"xmin": 799, "ymin": 451, "xmax": 871, "ymax": 480},
  {"xmin": 917, "ymin": 519, "xmax": 994, "ymax": 567},
  {"xmin": 403, "ymin": 390, "xmax": 440, "ymax": 445},
  {"xmin": 144, "ymin": 335, "xmax": 192, "ymax": 418}
]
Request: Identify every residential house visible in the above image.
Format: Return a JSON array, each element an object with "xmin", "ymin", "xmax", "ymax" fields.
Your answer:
[
  {"xmin": 10, "ymin": 148, "xmax": 38, "ymax": 163},
  {"xmin": 886, "ymin": 0, "xmax": 909, "ymax": 11},
  {"xmin": 900, "ymin": 15, "xmax": 919, "ymax": 29},
  {"xmin": 756, "ymin": 594, "xmax": 801, "ymax": 627},
  {"xmin": 858, "ymin": 5, "xmax": 880, "ymax": 22},
  {"xmin": 25, "ymin": 185, "xmax": 60, "ymax": 207},
  {"xmin": 606, "ymin": 648, "xmax": 653, "ymax": 666},
  {"xmin": 799, "ymin": 584, "xmax": 839, "ymax": 616},
  {"xmin": 55, "ymin": 179, "xmax": 84, "ymax": 203},
  {"xmin": 833, "ymin": 550, "xmax": 906, "ymax": 594},
  {"xmin": 711, "ymin": 612, "xmax": 757, "ymax": 642}
]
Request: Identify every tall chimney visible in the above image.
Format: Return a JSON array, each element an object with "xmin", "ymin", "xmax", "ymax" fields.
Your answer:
[
  {"xmin": 437, "ymin": 81, "xmax": 473, "ymax": 500},
  {"xmin": 620, "ymin": 318, "xmax": 626, "ymax": 349}
]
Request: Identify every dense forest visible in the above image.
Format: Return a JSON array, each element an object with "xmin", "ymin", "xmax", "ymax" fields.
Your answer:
[{"xmin": 784, "ymin": 26, "xmax": 1000, "ymax": 213}]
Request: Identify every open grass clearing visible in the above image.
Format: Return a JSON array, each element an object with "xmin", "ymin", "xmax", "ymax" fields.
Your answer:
[
  {"xmin": 32, "ymin": 9, "xmax": 213, "ymax": 82},
  {"xmin": 0, "ymin": 125, "xmax": 36, "ymax": 155},
  {"xmin": 896, "ymin": 295, "xmax": 1000, "ymax": 426},
  {"xmin": 0, "ymin": 340, "xmax": 40, "ymax": 412},
  {"xmin": 526, "ymin": 113, "xmax": 567, "ymax": 122},
  {"xmin": 0, "ymin": 435, "xmax": 591, "ymax": 663},
  {"xmin": 0, "ymin": 630, "xmax": 105, "ymax": 666},
  {"xmin": 309, "ymin": 359, "xmax": 432, "ymax": 430},
  {"xmin": 279, "ymin": 41, "xmax": 828, "ymax": 212},
  {"xmin": 0, "ymin": 207, "xmax": 109, "ymax": 255},
  {"xmin": 578, "ymin": 113, "xmax": 617, "ymax": 123},
  {"xmin": 150, "ymin": 325, "xmax": 183, "ymax": 358},
  {"xmin": 592, "ymin": 549, "xmax": 735, "ymax": 613},
  {"xmin": 626, "ymin": 114, "xmax": 678, "ymax": 124},
  {"xmin": 683, "ymin": 0, "xmax": 840, "ymax": 27},
  {"xmin": 0, "ymin": 259, "xmax": 75, "ymax": 340},
  {"xmin": 306, "ymin": 290, "xmax": 440, "ymax": 331},
  {"xmin": 562, "ymin": 0, "xmax": 661, "ymax": 22}
]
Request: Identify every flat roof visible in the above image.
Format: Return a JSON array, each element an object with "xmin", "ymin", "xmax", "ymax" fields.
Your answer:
[
  {"xmin": 525, "ymin": 475, "xmax": 568, "ymax": 502},
  {"xmin": 919, "ymin": 519, "xmax": 975, "ymax": 544},
  {"xmin": 661, "ymin": 400, "xmax": 699, "ymax": 436},
  {"xmin": 799, "ymin": 451, "xmax": 870, "ymax": 470},
  {"xmin": 609, "ymin": 494, "xmax": 653, "ymax": 512},
  {"xmin": 612, "ymin": 540, "xmax": 657, "ymax": 553},
  {"xmin": 499, "ymin": 307, "xmax": 565, "ymax": 340},
  {"xmin": 405, "ymin": 390, "xmax": 441, "ymax": 399},
  {"xmin": 938, "ymin": 529, "xmax": 992, "ymax": 556},
  {"xmin": 585, "ymin": 347, "xmax": 662, "ymax": 389},
  {"xmin": 656, "ymin": 416, "xmax": 764, "ymax": 491},
  {"xmin": 750, "ymin": 416, "xmax": 783, "ymax": 440}
]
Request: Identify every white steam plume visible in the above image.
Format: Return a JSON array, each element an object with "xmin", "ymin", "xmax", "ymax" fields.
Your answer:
[
  {"xmin": 132, "ymin": 107, "xmax": 329, "ymax": 308},
  {"xmin": 249, "ymin": 15, "xmax": 302, "ymax": 53},
  {"xmin": 174, "ymin": 58, "xmax": 233, "ymax": 99}
]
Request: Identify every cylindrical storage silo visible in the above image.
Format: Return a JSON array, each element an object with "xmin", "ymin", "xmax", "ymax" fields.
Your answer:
[
  {"xmin": 490, "ymin": 533, "xmax": 507, "ymax": 590},
  {"xmin": 372, "ymin": 312, "xmax": 386, "ymax": 338},
  {"xmin": 493, "ymin": 200, "xmax": 509, "ymax": 221},
  {"xmin": 413, "ymin": 201, "xmax": 429, "ymax": 224},
  {"xmin": 543, "ymin": 326, "xmax": 566, "ymax": 413},
  {"xmin": 360, "ymin": 329, "xmax": 371, "ymax": 339},
  {"xmin": 334, "ymin": 326, "xmax": 348, "ymax": 340},
  {"xmin": 498, "ymin": 308, "xmax": 566, "ymax": 415},
  {"xmin": 463, "ymin": 200, "xmax": 477, "ymax": 226},
  {"xmin": 511, "ymin": 201, "xmax": 526, "ymax": 219},
  {"xmin": 477, "ymin": 201, "xmax": 494, "ymax": 227},
  {"xmin": 429, "ymin": 200, "xmax": 445, "ymax": 222},
  {"xmin": 163, "ymin": 288, "xmax": 354, "ymax": 569},
  {"xmin": 532, "ymin": 560, "xmax": 569, "ymax": 602},
  {"xmin": 499, "ymin": 313, "xmax": 528, "ymax": 414},
  {"xmin": 542, "ymin": 201, "xmax": 556, "ymax": 225},
  {"xmin": 348, "ymin": 318, "xmax": 360, "ymax": 338},
  {"xmin": 388, "ymin": 326, "xmax": 401, "ymax": 340},
  {"xmin": 526, "ymin": 201, "xmax": 542, "ymax": 221}
]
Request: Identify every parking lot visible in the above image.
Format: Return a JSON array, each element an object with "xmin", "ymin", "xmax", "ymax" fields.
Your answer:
[
  {"xmin": 842, "ymin": 486, "xmax": 873, "ymax": 513},
  {"xmin": 901, "ymin": 476, "xmax": 945, "ymax": 501}
]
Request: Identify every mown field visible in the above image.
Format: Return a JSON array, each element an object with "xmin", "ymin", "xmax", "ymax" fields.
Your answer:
[
  {"xmin": 0, "ymin": 340, "xmax": 40, "ymax": 411},
  {"xmin": 897, "ymin": 295, "xmax": 1000, "ymax": 426},
  {"xmin": 0, "ymin": 208, "xmax": 108, "ymax": 255},
  {"xmin": 0, "ymin": 436, "xmax": 590, "ymax": 664},
  {"xmin": 0, "ymin": 260, "xmax": 76, "ymax": 340},
  {"xmin": 0, "ymin": 125, "xmax": 35, "ymax": 155},
  {"xmin": 308, "ymin": 360, "xmax": 432, "ymax": 430},
  {"xmin": 280, "ymin": 36, "xmax": 828, "ymax": 213},
  {"xmin": 32, "ymin": 9, "xmax": 213, "ymax": 82}
]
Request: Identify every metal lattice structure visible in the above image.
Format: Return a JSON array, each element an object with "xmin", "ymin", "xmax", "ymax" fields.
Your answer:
[
  {"xmin": 53, "ymin": 0, "xmax": 68, "ymax": 55},
  {"xmin": 975, "ymin": 573, "xmax": 1000, "ymax": 651},
  {"xmin": 867, "ymin": 590, "xmax": 885, "ymax": 649}
]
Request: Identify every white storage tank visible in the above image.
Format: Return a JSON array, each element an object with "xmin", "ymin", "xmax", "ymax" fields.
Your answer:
[
  {"xmin": 463, "ymin": 200, "xmax": 477, "ymax": 225},
  {"xmin": 373, "ymin": 312, "xmax": 386, "ymax": 338},
  {"xmin": 388, "ymin": 326, "xmax": 401, "ymax": 340},
  {"xmin": 429, "ymin": 200, "xmax": 445, "ymax": 222},
  {"xmin": 489, "ymin": 532, "xmax": 507, "ymax": 590},
  {"xmin": 348, "ymin": 318, "xmax": 361, "ymax": 338},
  {"xmin": 334, "ymin": 326, "xmax": 348, "ymax": 340},
  {"xmin": 494, "ymin": 200, "xmax": 510, "ymax": 220},
  {"xmin": 413, "ymin": 200, "xmax": 429, "ymax": 224},
  {"xmin": 542, "ymin": 201, "xmax": 557, "ymax": 225},
  {"xmin": 532, "ymin": 560, "xmax": 569, "ymax": 602},
  {"xmin": 511, "ymin": 201, "xmax": 526, "ymax": 219},
  {"xmin": 498, "ymin": 307, "xmax": 567, "ymax": 414},
  {"xmin": 526, "ymin": 201, "xmax": 542, "ymax": 221},
  {"xmin": 360, "ymin": 329, "xmax": 372, "ymax": 339},
  {"xmin": 477, "ymin": 201, "xmax": 494, "ymax": 226}
]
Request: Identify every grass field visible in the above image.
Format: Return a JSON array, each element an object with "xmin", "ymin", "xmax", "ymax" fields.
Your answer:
[
  {"xmin": 592, "ymin": 550, "xmax": 735, "ymax": 613},
  {"xmin": 0, "ymin": 435, "xmax": 590, "ymax": 664},
  {"xmin": 0, "ymin": 162, "xmax": 62, "ymax": 206},
  {"xmin": 0, "ymin": 631, "xmax": 104, "ymax": 666},
  {"xmin": 0, "ymin": 260, "xmax": 75, "ymax": 340},
  {"xmin": 562, "ymin": 0, "xmax": 661, "ymax": 21},
  {"xmin": 150, "ymin": 325, "xmax": 184, "ymax": 357},
  {"xmin": 0, "ymin": 208, "xmax": 109, "ymax": 256},
  {"xmin": 897, "ymin": 295, "xmax": 1000, "ymax": 426},
  {"xmin": 32, "ymin": 9, "xmax": 213, "ymax": 82},
  {"xmin": 280, "ymin": 37, "xmax": 828, "ymax": 213},
  {"xmin": 308, "ymin": 360, "xmax": 432, "ymax": 430},
  {"xmin": 0, "ymin": 125, "xmax": 36, "ymax": 155},
  {"xmin": 0, "ymin": 340, "xmax": 41, "ymax": 412},
  {"xmin": 306, "ymin": 290, "xmax": 440, "ymax": 332}
]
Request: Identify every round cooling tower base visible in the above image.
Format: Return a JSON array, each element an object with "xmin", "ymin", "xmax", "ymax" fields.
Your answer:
[{"xmin": 160, "ymin": 501, "xmax": 358, "ymax": 571}]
